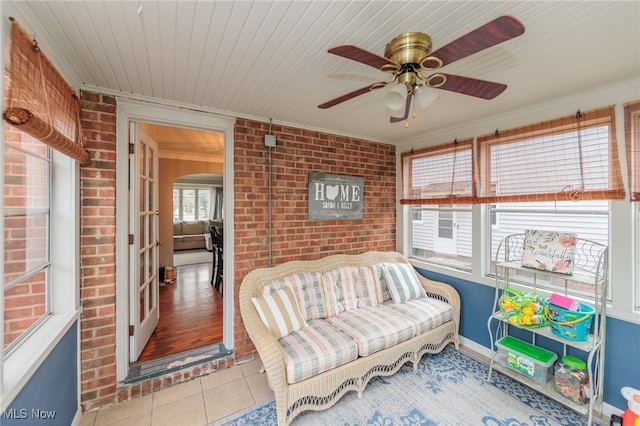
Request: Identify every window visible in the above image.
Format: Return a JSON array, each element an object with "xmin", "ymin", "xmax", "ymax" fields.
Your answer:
[
  {"xmin": 477, "ymin": 106, "xmax": 623, "ymax": 203},
  {"xmin": 478, "ymin": 107, "xmax": 620, "ymax": 299},
  {"xmin": 410, "ymin": 206, "xmax": 473, "ymax": 272},
  {"xmin": 402, "ymin": 139, "xmax": 475, "ymax": 271},
  {"xmin": 3, "ymin": 129, "xmax": 50, "ymax": 352},
  {"xmin": 173, "ymin": 186, "xmax": 210, "ymax": 222},
  {"xmin": 487, "ymin": 200, "xmax": 609, "ymax": 299},
  {"xmin": 625, "ymin": 101, "xmax": 640, "ymax": 309}
]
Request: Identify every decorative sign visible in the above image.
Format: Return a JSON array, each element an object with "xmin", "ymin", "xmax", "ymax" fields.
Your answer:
[
  {"xmin": 308, "ymin": 172, "xmax": 364, "ymax": 220},
  {"xmin": 521, "ymin": 229, "xmax": 577, "ymax": 275}
]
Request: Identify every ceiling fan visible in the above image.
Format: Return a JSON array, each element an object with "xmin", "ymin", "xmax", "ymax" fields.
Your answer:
[{"xmin": 318, "ymin": 15, "xmax": 525, "ymax": 126}]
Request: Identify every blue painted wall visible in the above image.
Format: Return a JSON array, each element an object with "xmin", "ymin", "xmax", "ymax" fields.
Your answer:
[
  {"xmin": 2, "ymin": 322, "xmax": 78, "ymax": 425},
  {"xmin": 417, "ymin": 267, "xmax": 640, "ymax": 412}
]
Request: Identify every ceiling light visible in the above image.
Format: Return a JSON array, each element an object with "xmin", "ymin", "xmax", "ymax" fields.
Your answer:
[
  {"xmin": 414, "ymin": 86, "xmax": 439, "ymax": 110},
  {"xmin": 383, "ymin": 83, "xmax": 407, "ymax": 111}
]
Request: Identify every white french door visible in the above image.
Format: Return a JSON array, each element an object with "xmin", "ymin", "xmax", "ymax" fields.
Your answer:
[{"xmin": 129, "ymin": 122, "xmax": 160, "ymax": 362}]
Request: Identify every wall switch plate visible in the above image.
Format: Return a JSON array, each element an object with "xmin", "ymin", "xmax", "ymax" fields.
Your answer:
[{"xmin": 265, "ymin": 134, "xmax": 276, "ymax": 147}]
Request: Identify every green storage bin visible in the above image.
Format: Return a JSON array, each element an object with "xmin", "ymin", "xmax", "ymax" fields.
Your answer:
[{"xmin": 496, "ymin": 336, "xmax": 558, "ymax": 385}]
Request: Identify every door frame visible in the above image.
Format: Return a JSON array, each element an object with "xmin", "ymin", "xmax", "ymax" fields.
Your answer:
[{"xmin": 115, "ymin": 98, "xmax": 235, "ymax": 381}]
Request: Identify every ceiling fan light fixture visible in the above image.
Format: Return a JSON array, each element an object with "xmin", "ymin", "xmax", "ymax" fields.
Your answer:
[
  {"xmin": 414, "ymin": 86, "xmax": 440, "ymax": 110},
  {"xmin": 384, "ymin": 83, "xmax": 408, "ymax": 111}
]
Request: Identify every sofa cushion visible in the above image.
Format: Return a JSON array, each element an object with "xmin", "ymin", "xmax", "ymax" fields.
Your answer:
[
  {"xmin": 173, "ymin": 222, "xmax": 182, "ymax": 236},
  {"xmin": 326, "ymin": 306, "xmax": 416, "ymax": 356},
  {"xmin": 322, "ymin": 266, "xmax": 380, "ymax": 317},
  {"xmin": 264, "ymin": 272, "xmax": 327, "ymax": 321},
  {"xmin": 252, "ymin": 287, "xmax": 307, "ymax": 339},
  {"xmin": 370, "ymin": 264, "xmax": 392, "ymax": 303},
  {"xmin": 181, "ymin": 220, "xmax": 206, "ymax": 235},
  {"xmin": 381, "ymin": 263, "xmax": 426, "ymax": 303},
  {"xmin": 279, "ymin": 319, "xmax": 358, "ymax": 384},
  {"xmin": 384, "ymin": 297, "xmax": 454, "ymax": 335}
]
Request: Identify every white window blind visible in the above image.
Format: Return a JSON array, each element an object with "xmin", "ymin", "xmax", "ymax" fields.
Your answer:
[
  {"xmin": 477, "ymin": 106, "xmax": 624, "ymax": 203},
  {"xmin": 624, "ymin": 101, "xmax": 640, "ymax": 202},
  {"xmin": 401, "ymin": 138, "xmax": 475, "ymax": 205}
]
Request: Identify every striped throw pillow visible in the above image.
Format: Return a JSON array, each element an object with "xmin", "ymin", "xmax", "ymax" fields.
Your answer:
[
  {"xmin": 252, "ymin": 287, "xmax": 307, "ymax": 339},
  {"xmin": 382, "ymin": 263, "xmax": 426, "ymax": 303}
]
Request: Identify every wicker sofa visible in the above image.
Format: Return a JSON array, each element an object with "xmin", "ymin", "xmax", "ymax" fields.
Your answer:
[{"xmin": 239, "ymin": 251, "xmax": 460, "ymax": 426}]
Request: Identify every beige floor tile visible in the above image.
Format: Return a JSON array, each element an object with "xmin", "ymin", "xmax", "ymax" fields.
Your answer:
[
  {"xmin": 151, "ymin": 392, "xmax": 207, "ymax": 426},
  {"xmin": 94, "ymin": 395, "xmax": 153, "ymax": 426},
  {"xmin": 99, "ymin": 411, "xmax": 151, "ymax": 426},
  {"xmin": 200, "ymin": 365, "xmax": 244, "ymax": 390},
  {"xmin": 153, "ymin": 378, "xmax": 203, "ymax": 408},
  {"xmin": 203, "ymin": 377, "xmax": 255, "ymax": 422},
  {"xmin": 239, "ymin": 358, "xmax": 262, "ymax": 377},
  {"xmin": 79, "ymin": 410, "xmax": 98, "ymax": 426},
  {"xmin": 245, "ymin": 372, "xmax": 274, "ymax": 403}
]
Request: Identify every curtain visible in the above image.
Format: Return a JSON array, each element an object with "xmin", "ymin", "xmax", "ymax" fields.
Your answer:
[
  {"xmin": 477, "ymin": 106, "xmax": 624, "ymax": 203},
  {"xmin": 400, "ymin": 138, "xmax": 476, "ymax": 205},
  {"xmin": 624, "ymin": 101, "xmax": 640, "ymax": 201},
  {"xmin": 211, "ymin": 186, "xmax": 223, "ymax": 220},
  {"xmin": 3, "ymin": 18, "xmax": 90, "ymax": 165}
]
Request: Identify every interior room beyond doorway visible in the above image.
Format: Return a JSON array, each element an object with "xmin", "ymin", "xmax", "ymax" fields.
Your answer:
[{"xmin": 134, "ymin": 122, "xmax": 225, "ymax": 365}]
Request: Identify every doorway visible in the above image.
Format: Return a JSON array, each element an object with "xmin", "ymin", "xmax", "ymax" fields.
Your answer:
[
  {"xmin": 132, "ymin": 125, "xmax": 224, "ymax": 364},
  {"xmin": 115, "ymin": 99, "xmax": 235, "ymax": 382}
]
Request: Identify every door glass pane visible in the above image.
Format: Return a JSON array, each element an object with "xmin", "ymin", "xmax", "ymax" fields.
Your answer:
[
  {"xmin": 139, "ymin": 285, "xmax": 146, "ymax": 322},
  {"xmin": 438, "ymin": 211, "xmax": 453, "ymax": 239},
  {"xmin": 139, "ymin": 142, "xmax": 146, "ymax": 175},
  {"xmin": 148, "ymin": 181, "xmax": 154, "ymax": 214},
  {"xmin": 140, "ymin": 216, "xmax": 145, "ymax": 249}
]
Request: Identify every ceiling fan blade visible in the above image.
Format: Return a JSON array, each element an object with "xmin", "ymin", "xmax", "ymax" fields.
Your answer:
[
  {"xmin": 390, "ymin": 93, "xmax": 413, "ymax": 123},
  {"xmin": 422, "ymin": 15, "xmax": 525, "ymax": 69},
  {"xmin": 433, "ymin": 74, "xmax": 507, "ymax": 100},
  {"xmin": 318, "ymin": 82, "xmax": 387, "ymax": 109},
  {"xmin": 328, "ymin": 44, "xmax": 400, "ymax": 71}
]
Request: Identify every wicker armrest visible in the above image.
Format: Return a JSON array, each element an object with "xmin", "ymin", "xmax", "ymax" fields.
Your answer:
[
  {"xmin": 417, "ymin": 275, "xmax": 461, "ymax": 335},
  {"xmin": 239, "ymin": 273, "xmax": 287, "ymax": 395}
]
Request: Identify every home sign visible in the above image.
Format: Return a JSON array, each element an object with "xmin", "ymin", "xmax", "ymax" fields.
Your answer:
[{"xmin": 308, "ymin": 172, "xmax": 364, "ymax": 220}]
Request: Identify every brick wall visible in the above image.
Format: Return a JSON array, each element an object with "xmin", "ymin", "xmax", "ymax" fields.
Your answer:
[
  {"xmin": 76, "ymin": 92, "xmax": 397, "ymax": 410},
  {"xmin": 78, "ymin": 92, "xmax": 118, "ymax": 409},
  {"xmin": 233, "ymin": 118, "xmax": 396, "ymax": 359}
]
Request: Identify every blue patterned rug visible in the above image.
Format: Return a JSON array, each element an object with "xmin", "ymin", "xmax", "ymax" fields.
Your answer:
[{"xmin": 213, "ymin": 346, "xmax": 594, "ymax": 426}]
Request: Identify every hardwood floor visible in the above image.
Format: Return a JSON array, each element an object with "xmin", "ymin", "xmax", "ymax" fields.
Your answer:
[{"xmin": 136, "ymin": 260, "xmax": 223, "ymax": 363}]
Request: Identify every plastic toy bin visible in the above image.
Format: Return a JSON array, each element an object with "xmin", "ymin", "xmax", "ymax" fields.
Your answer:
[{"xmin": 496, "ymin": 336, "xmax": 558, "ymax": 385}]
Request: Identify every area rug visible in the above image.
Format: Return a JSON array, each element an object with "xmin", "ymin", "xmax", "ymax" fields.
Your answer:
[
  {"xmin": 173, "ymin": 249, "xmax": 212, "ymax": 267},
  {"xmin": 212, "ymin": 346, "xmax": 593, "ymax": 426}
]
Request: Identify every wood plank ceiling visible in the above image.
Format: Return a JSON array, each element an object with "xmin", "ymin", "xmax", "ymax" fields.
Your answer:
[{"xmin": 4, "ymin": 1, "xmax": 640, "ymax": 146}]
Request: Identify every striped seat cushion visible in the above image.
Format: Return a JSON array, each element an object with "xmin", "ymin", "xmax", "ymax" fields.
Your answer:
[
  {"xmin": 326, "ymin": 306, "xmax": 416, "ymax": 356},
  {"xmin": 384, "ymin": 297, "xmax": 454, "ymax": 335},
  {"xmin": 322, "ymin": 266, "xmax": 380, "ymax": 317},
  {"xmin": 279, "ymin": 319, "xmax": 358, "ymax": 384},
  {"xmin": 264, "ymin": 272, "xmax": 327, "ymax": 320}
]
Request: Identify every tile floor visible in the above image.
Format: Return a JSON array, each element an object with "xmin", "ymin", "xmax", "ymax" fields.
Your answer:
[{"xmin": 79, "ymin": 359, "xmax": 272, "ymax": 426}]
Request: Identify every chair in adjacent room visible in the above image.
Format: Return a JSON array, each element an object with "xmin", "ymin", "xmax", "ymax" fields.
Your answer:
[{"xmin": 211, "ymin": 225, "xmax": 224, "ymax": 295}]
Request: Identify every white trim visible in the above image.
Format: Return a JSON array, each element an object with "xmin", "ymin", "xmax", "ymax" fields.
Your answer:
[{"xmin": 115, "ymin": 96, "xmax": 235, "ymax": 381}]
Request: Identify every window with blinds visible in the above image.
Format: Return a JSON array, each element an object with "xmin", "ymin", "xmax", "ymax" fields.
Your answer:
[
  {"xmin": 624, "ymin": 101, "xmax": 640, "ymax": 202},
  {"xmin": 477, "ymin": 106, "xmax": 624, "ymax": 203},
  {"xmin": 400, "ymin": 138, "xmax": 475, "ymax": 205}
]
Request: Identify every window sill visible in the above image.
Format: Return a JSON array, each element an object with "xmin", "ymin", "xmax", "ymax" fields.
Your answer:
[{"xmin": 1, "ymin": 310, "xmax": 80, "ymax": 410}]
